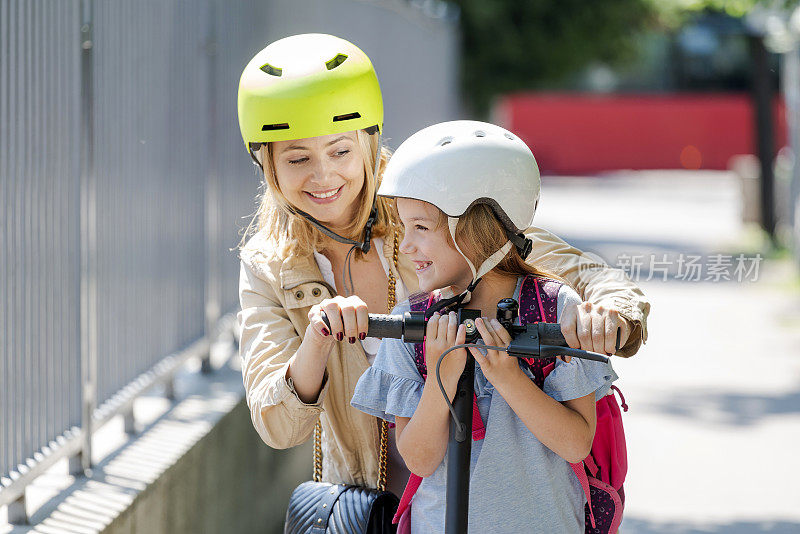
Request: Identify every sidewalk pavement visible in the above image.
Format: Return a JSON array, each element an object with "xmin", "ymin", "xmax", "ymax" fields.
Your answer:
[{"xmin": 537, "ymin": 171, "xmax": 800, "ymax": 534}]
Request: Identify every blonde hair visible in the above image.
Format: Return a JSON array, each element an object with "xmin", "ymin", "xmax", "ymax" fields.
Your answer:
[
  {"xmin": 450, "ymin": 204, "xmax": 566, "ymax": 283},
  {"xmin": 239, "ymin": 130, "xmax": 400, "ymax": 258}
]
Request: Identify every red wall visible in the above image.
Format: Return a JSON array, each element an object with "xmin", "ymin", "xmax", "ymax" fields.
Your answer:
[{"xmin": 495, "ymin": 93, "xmax": 787, "ymax": 174}]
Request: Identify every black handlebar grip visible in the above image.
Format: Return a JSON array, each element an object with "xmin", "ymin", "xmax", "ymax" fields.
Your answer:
[
  {"xmin": 367, "ymin": 314, "xmax": 405, "ymax": 340},
  {"xmin": 319, "ymin": 311, "xmax": 406, "ymax": 340},
  {"xmin": 538, "ymin": 323, "xmax": 568, "ymax": 347}
]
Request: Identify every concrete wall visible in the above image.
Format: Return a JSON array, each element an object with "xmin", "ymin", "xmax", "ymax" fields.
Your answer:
[
  {"xmin": 12, "ymin": 365, "xmax": 311, "ymax": 534},
  {"xmin": 104, "ymin": 402, "xmax": 309, "ymax": 534}
]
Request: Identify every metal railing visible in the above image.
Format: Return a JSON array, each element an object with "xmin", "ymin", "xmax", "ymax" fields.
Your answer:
[
  {"xmin": 1, "ymin": 0, "xmax": 459, "ymax": 525},
  {"xmin": 1, "ymin": 0, "xmax": 85, "ymax": 523}
]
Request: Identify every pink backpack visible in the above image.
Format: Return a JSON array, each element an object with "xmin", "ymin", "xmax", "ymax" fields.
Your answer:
[{"xmin": 394, "ymin": 275, "xmax": 628, "ymax": 534}]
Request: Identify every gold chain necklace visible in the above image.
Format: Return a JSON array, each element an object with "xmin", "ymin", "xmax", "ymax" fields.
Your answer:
[{"xmin": 314, "ymin": 229, "xmax": 399, "ymax": 491}]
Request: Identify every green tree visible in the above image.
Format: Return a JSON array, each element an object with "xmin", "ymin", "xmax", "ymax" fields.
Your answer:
[{"xmin": 451, "ymin": 0, "xmax": 657, "ymax": 115}]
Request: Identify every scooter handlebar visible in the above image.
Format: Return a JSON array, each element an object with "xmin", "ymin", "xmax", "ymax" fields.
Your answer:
[
  {"xmin": 363, "ymin": 313, "xmax": 405, "ymax": 340},
  {"xmin": 319, "ymin": 311, "xmax": 423, "ymax": 341},
  {"xmin": 322, "ymin": 311, "xmax": 574, "ymax": 346}
]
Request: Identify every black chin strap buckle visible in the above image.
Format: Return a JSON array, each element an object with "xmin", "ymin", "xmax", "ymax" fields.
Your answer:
[
  {"xmin": 424, "ymin": 277, "xmax": 482, "ymax": 319},
  {"xmin": 360, "ymin": 208, "xmax": 377, "ymax": 254},
  {"xmin": 509, "ymin": 232, "xmax": 533, "ymax": 260}
]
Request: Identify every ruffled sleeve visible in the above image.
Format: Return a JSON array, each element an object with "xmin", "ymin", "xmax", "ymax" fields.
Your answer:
[
  {"xmin": 543, "ymin": 357, "xmax": 617, "ymax": 402},
  {"xmin": 351, "ymin": 301, "xmax": 426, "ymax": 423},
  {"xmin": 351, "ymin": 363, "xmax": 424, "ymax": 423}
]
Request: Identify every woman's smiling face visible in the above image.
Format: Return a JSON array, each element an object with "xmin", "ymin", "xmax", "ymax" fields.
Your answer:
[
  {"xmin": 397, "ymin": 198, "xmax": 473, "ymax": 293},
  {"xmin": 272, "ymin": 132, "xmax": 365, "ymax": 231}
]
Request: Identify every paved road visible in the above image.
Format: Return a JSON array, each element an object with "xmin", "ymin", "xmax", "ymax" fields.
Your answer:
[{"xmin": 537, "ymin": 171, "xmax": 800, "ymax": 533}]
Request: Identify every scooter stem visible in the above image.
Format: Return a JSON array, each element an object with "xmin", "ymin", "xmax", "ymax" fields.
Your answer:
[{"xmin": 445, "ymin": 356, "xmax": 474, "ymax": 534}]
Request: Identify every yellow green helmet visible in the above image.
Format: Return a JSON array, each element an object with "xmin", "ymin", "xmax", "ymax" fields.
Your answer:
[{"xmin": 237, "ymin": 33, "xmax": 384, "ymax": 158}]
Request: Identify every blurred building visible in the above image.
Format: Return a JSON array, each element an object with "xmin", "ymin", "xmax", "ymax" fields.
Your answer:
[
  {"xmin": 494, "ymin": 8, "xmax": 800, "ymax": 260},
  {"xmin": 495, "ymin": 11, "xmax": 787, "ymax": 176}
]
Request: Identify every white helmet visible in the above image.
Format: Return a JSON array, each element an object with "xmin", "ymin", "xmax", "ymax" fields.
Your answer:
[
  {"xmin": 380, "ymin": 120, "xmax": 540, "ymax": 300},
  {"xmin": 379, "ymin": 120, "xmax": 540, "ymax": 234}
]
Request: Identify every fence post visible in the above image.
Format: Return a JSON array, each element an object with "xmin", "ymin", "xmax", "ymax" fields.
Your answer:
[
  {"xmin": 748, "ymin": 34, "xmax": 778, "ymax": 242},
  {"xmin": 124, "ymin": 411, "xmax": 137, "ymax": 435},
  {"xmin": 7, "ymin": 494, "xmax": 27, "ymax": 525},
  {"xmin": 783, "ymin": 45, "xmax": 800, "ymax": 263},
  {"xmin": 76, "ymin": 0, "xmax": 97, "ymax": 475},
  {"xmin": 202, "ymin": 0, "xmax": 219, "ymax": 374}
]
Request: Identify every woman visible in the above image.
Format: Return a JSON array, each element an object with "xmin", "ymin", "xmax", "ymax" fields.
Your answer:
[{"xmin": 236, "ymin": 33, "xmax": 649, "ymax": 496}]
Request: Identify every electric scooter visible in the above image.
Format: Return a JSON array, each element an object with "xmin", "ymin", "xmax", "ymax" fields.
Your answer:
[{"xmin": 325, "ymin": 299, "xmax": 613, "ymax": 533}]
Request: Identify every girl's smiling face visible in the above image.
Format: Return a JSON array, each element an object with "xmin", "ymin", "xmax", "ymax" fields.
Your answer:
[
  {"xmin": 397, "ymin": 198, "xmax": 473, "ymax": 293},
  {"xmin": 272, "ymin": 132, "xmax": 365, "ymax": 231}
]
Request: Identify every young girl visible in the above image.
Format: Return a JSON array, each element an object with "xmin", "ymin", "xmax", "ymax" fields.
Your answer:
[{"xmin": 350, "ymin": 121, "xmax": 618, "ymax": 533}]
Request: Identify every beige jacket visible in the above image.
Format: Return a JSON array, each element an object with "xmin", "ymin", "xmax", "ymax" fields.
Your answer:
[{"xmin": 238, "ymin": 226, "xmax": 649, "ymax": 488}]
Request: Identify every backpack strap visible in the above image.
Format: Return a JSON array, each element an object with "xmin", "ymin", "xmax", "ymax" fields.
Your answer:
[
  {"xmin": 409, "ymin": 292, "xmax": 487, "ymax": 441},
  {"xmin": 409, "ymin": 292, "xmax": 436, "ymax": 379},
  {"xmin": 518, "ymin": 276, "xmax": 561, "ymax": 388},
  {"xmin": 394, "ymin": 473, "xmax": 423, "ymax": 524}
]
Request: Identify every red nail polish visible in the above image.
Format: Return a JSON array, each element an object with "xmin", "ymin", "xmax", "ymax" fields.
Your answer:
[
  {"xmin": 359, "ymin": 332, "xmax": 366, "ymax": 340},
  {"xmin": 321, "ymin": 327, "xmax": 330, "ymax": 336},
  {"xmin": 336, "ymin": 332, "xmax": 344, "ymax": 341},
  {"xmin": 349, "ymin": 337, "xmax": 356, "ymax": 344}
]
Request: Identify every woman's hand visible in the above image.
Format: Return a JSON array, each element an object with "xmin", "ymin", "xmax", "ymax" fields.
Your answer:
[
  {"xmin": 560, "ymin": 301, "xmax": 631, "ymax": 357},
  {"xmin": 307, "ymin": 295, "xmax": 369, "ymax": 345},
  {"xmin": 291, "ymin": 296, "xmax": 368, "ymax": 403},
  {"xmin": 468, "ymin": 318, "xmax": 524, "ymax": 386},
  {"xmin": 424, "ymin": 312, "xmax": 467, "ymax": 387}
]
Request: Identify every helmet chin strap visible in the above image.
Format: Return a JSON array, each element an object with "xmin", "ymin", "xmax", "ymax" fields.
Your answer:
[
  {"xmin": 422, "ymin": 217, "xmax": 516, "ymax": 317},
  {"xmin": 443, "ymin": 217, "xmax": 513, "ymax": 304},
  {"xmin": 287, "ymin": 205, "xmax": 376, "ymax": 254}
]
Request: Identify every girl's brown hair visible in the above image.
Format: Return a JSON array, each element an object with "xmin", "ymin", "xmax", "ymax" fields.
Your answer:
[
  {"xmin": 239, "ymin": 130, "xmax": 400, "ymax": 258},
  {"xmin": 450, "ymin": 204, "xmax": 565, "ymax": 283}
]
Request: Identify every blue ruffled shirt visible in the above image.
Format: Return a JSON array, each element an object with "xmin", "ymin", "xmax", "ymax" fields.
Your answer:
[{"xmin": 351, "ymin": 278, "xmax": 618, "ymax": 533}]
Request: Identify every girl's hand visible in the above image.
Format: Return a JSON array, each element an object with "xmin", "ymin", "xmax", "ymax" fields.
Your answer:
[
  {"xmin": 307, "ymin": 296, "xmax": 368, "ymax": 345},
  {"xmin": 424, "ymin": 312, "xmax": 468, "ymax": 384},
  {"xmin": 560, "ymin": 301, "xmax": 631, "ymax": 357},
  {"xmin": 468, "ymin": 318, "xmax": 523, "ymax": 386}
]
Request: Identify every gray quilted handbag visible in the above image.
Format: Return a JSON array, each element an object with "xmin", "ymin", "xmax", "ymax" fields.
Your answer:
[{"xmin": 284, "ymin": 420, "xmax": 399, "ymax": 534}]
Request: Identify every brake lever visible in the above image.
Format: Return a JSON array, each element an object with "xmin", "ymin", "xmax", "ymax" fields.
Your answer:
[{"xmin": 537, "ymin": 345, "xmax": 610, "ymax": 364}]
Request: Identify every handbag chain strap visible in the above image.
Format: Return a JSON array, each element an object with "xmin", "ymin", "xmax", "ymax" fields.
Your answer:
[{"xmin": 312, "ymin": 229, "xmax": 399, "ymax": 491}]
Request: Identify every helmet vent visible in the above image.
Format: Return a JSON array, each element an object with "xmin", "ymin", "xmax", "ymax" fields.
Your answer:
[
  {"xmin": 474, "ymin": 130, "xmax": 486, "ymax": 137},
  {"xmin": 437, "ymin": 137, "xmax": 453, "ymax": 147},
  {"xmin": 325, "ymin": 53, "xmax": 348, "ymax": 70},
  {"xmin": 333, "ymin": 112, "xmax": 361, "ymax": 122},
  {"xmin": 504, "ymin": 133, "xmax": 515, "ymax": 140},
  {"xmin": 259, "ymin": 63, "xmax": 282, "ymax": 77},
  {"xmin": 261, "ymin": 123, "xmax": 290, "ymax": 131}
]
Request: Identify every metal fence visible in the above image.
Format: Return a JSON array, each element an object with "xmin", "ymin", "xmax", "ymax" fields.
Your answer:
[
  {"xmin": 91, "ymin": 1, "xmax": 209, "ymax": 406},
  {"xmin": 1, "ymin": 0, "xmax": 459, "ymax": 524},
  {"xmin": 1, "ymin": 0, "xmax": 85, "ymax": 521}
]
